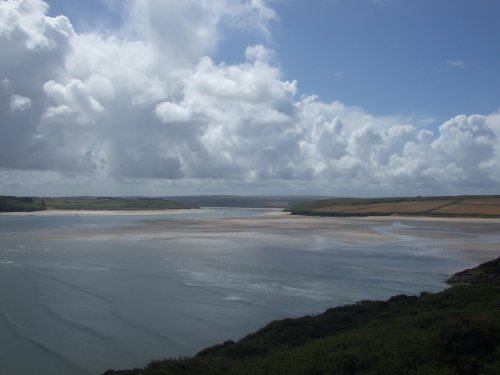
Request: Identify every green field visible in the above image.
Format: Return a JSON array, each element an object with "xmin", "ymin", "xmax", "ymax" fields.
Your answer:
[
  {"xmin": 0, "ymin": 196, "xmax": 193, "ymax": 212},
  {"xmin": 103, "ymin": 257, "xmax": 500, "ymax": 375},
  {"xmin": 288, "ymin": 195, "xmax": 500, "ymax": 218}
]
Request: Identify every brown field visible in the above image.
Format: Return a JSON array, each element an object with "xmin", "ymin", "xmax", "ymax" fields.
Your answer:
[
  {"xmin": 315, "ymin": 203, "xmax": 393, "ymax": 213},
  {"xmin": 432, "ymin": 203, "xmax": 500, "ymax": 216},
  {"xmin": 315, "ymin": 200, "xmax": 453, "ymax": 214},
  {"xmin": 460, "ymin": 198, "xmax": 500, "ymax": 206}
]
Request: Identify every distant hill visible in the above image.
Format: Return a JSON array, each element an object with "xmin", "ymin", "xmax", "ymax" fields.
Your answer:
[
  {"xmin": 288, "ymin": 195, "xmax": 500, "ymax": 218},
  {"xmin": 0, "ymin": 195, "xmax": 329, "ymax": 212},
  {"xmin": 102, "ymin": 257, "xmax": 500, "ymax": 375},
  {"xmin": 164, "ymin": 195, "xmax": 331, "ymax": 208},
  {"xmin": 0, "ymin": 196, "xmax": 46, "ymax": 212},
  {"xmin": 0, "ymin": 196, "xmax": 193, "ymax": 212}
]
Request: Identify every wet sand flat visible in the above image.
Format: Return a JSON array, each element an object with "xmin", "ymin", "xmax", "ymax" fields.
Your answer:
[{"xmin": 3, "ymin": 211, "xmax": 499, "ymax": 262}]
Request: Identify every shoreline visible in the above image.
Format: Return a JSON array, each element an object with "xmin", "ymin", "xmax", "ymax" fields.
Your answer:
[{"xmin": 2, "ymin": 208, "xmax": 500, "ymax": 223}]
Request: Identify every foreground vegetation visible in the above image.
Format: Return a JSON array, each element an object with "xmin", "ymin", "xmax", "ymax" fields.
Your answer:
[
  {"xmin": 103, "ymin": 257, "xmax": 500, "ymax": 375},
  {"xmin": 288, "ymin": 195, "xmax": 500, "ymax": 218},
  {"xmin": 0, "ymin": 196, "xmax": 192, "ymax": 212}
]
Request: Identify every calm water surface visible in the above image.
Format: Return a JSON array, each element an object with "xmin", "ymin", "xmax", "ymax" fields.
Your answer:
[{"xmin": 0, "ymin": 208, "xmax": 498, "ymax": 375}]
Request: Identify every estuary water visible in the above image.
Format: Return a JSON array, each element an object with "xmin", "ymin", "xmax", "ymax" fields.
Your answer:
[{"xmin": 0, "ymin": 208, "xmax": 499, "ymax": 375}]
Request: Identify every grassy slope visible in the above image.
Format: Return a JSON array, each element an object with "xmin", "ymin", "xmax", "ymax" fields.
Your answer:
[
  {"xmin": 103, "ymin": 257, "xmax": 500, "ymax": 375},
  {"xmin": 0, "ymin": 196, "xmax": 193, "ymax": 212},
  {"xmin": 288, "ymin": 195, "xmax": 500, "ymax": 218}
]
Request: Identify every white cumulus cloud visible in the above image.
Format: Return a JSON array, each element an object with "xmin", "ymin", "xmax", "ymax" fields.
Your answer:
[
  {"xmin": 0, "ymin": 0, "xmax": 499, "ymax": 196},
  {"xmin": 10, "ymin": 94, "xmax": 32, "ymax": 112}
]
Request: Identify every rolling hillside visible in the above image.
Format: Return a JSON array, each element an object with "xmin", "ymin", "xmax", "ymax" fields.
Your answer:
[
  {"xmin": 288, "ymin": 195, "xmax": 500, "ymax": 218},
  {"xmin": 0, "ymin": 196, "xmax": 193, "ymax": 212}
]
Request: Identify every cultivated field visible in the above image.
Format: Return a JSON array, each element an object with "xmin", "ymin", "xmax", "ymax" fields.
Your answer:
[
  {"xmin": 291, "ymin": 196, "xmax": 500, "ymax": 218},
  {"xmin": 315, "ymin": 200, "xmax": 452, "ymax": 214},
  {"xmin": 433, "ymin": 202, "xmax": 500, "ymax": 216},
  {"xmin": 460, "ymin": 198, "xmax": 500, "ymax": 206}
]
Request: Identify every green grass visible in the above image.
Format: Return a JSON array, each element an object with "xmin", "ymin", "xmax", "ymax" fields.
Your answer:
[{"xmin": 102, "ymin": 257, "xmax": 500, "ymax": 375}]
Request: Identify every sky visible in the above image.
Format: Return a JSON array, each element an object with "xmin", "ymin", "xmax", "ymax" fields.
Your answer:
[{"xmin": 1, "ymin": 0, "xmax": 500, "ymax": 197}]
